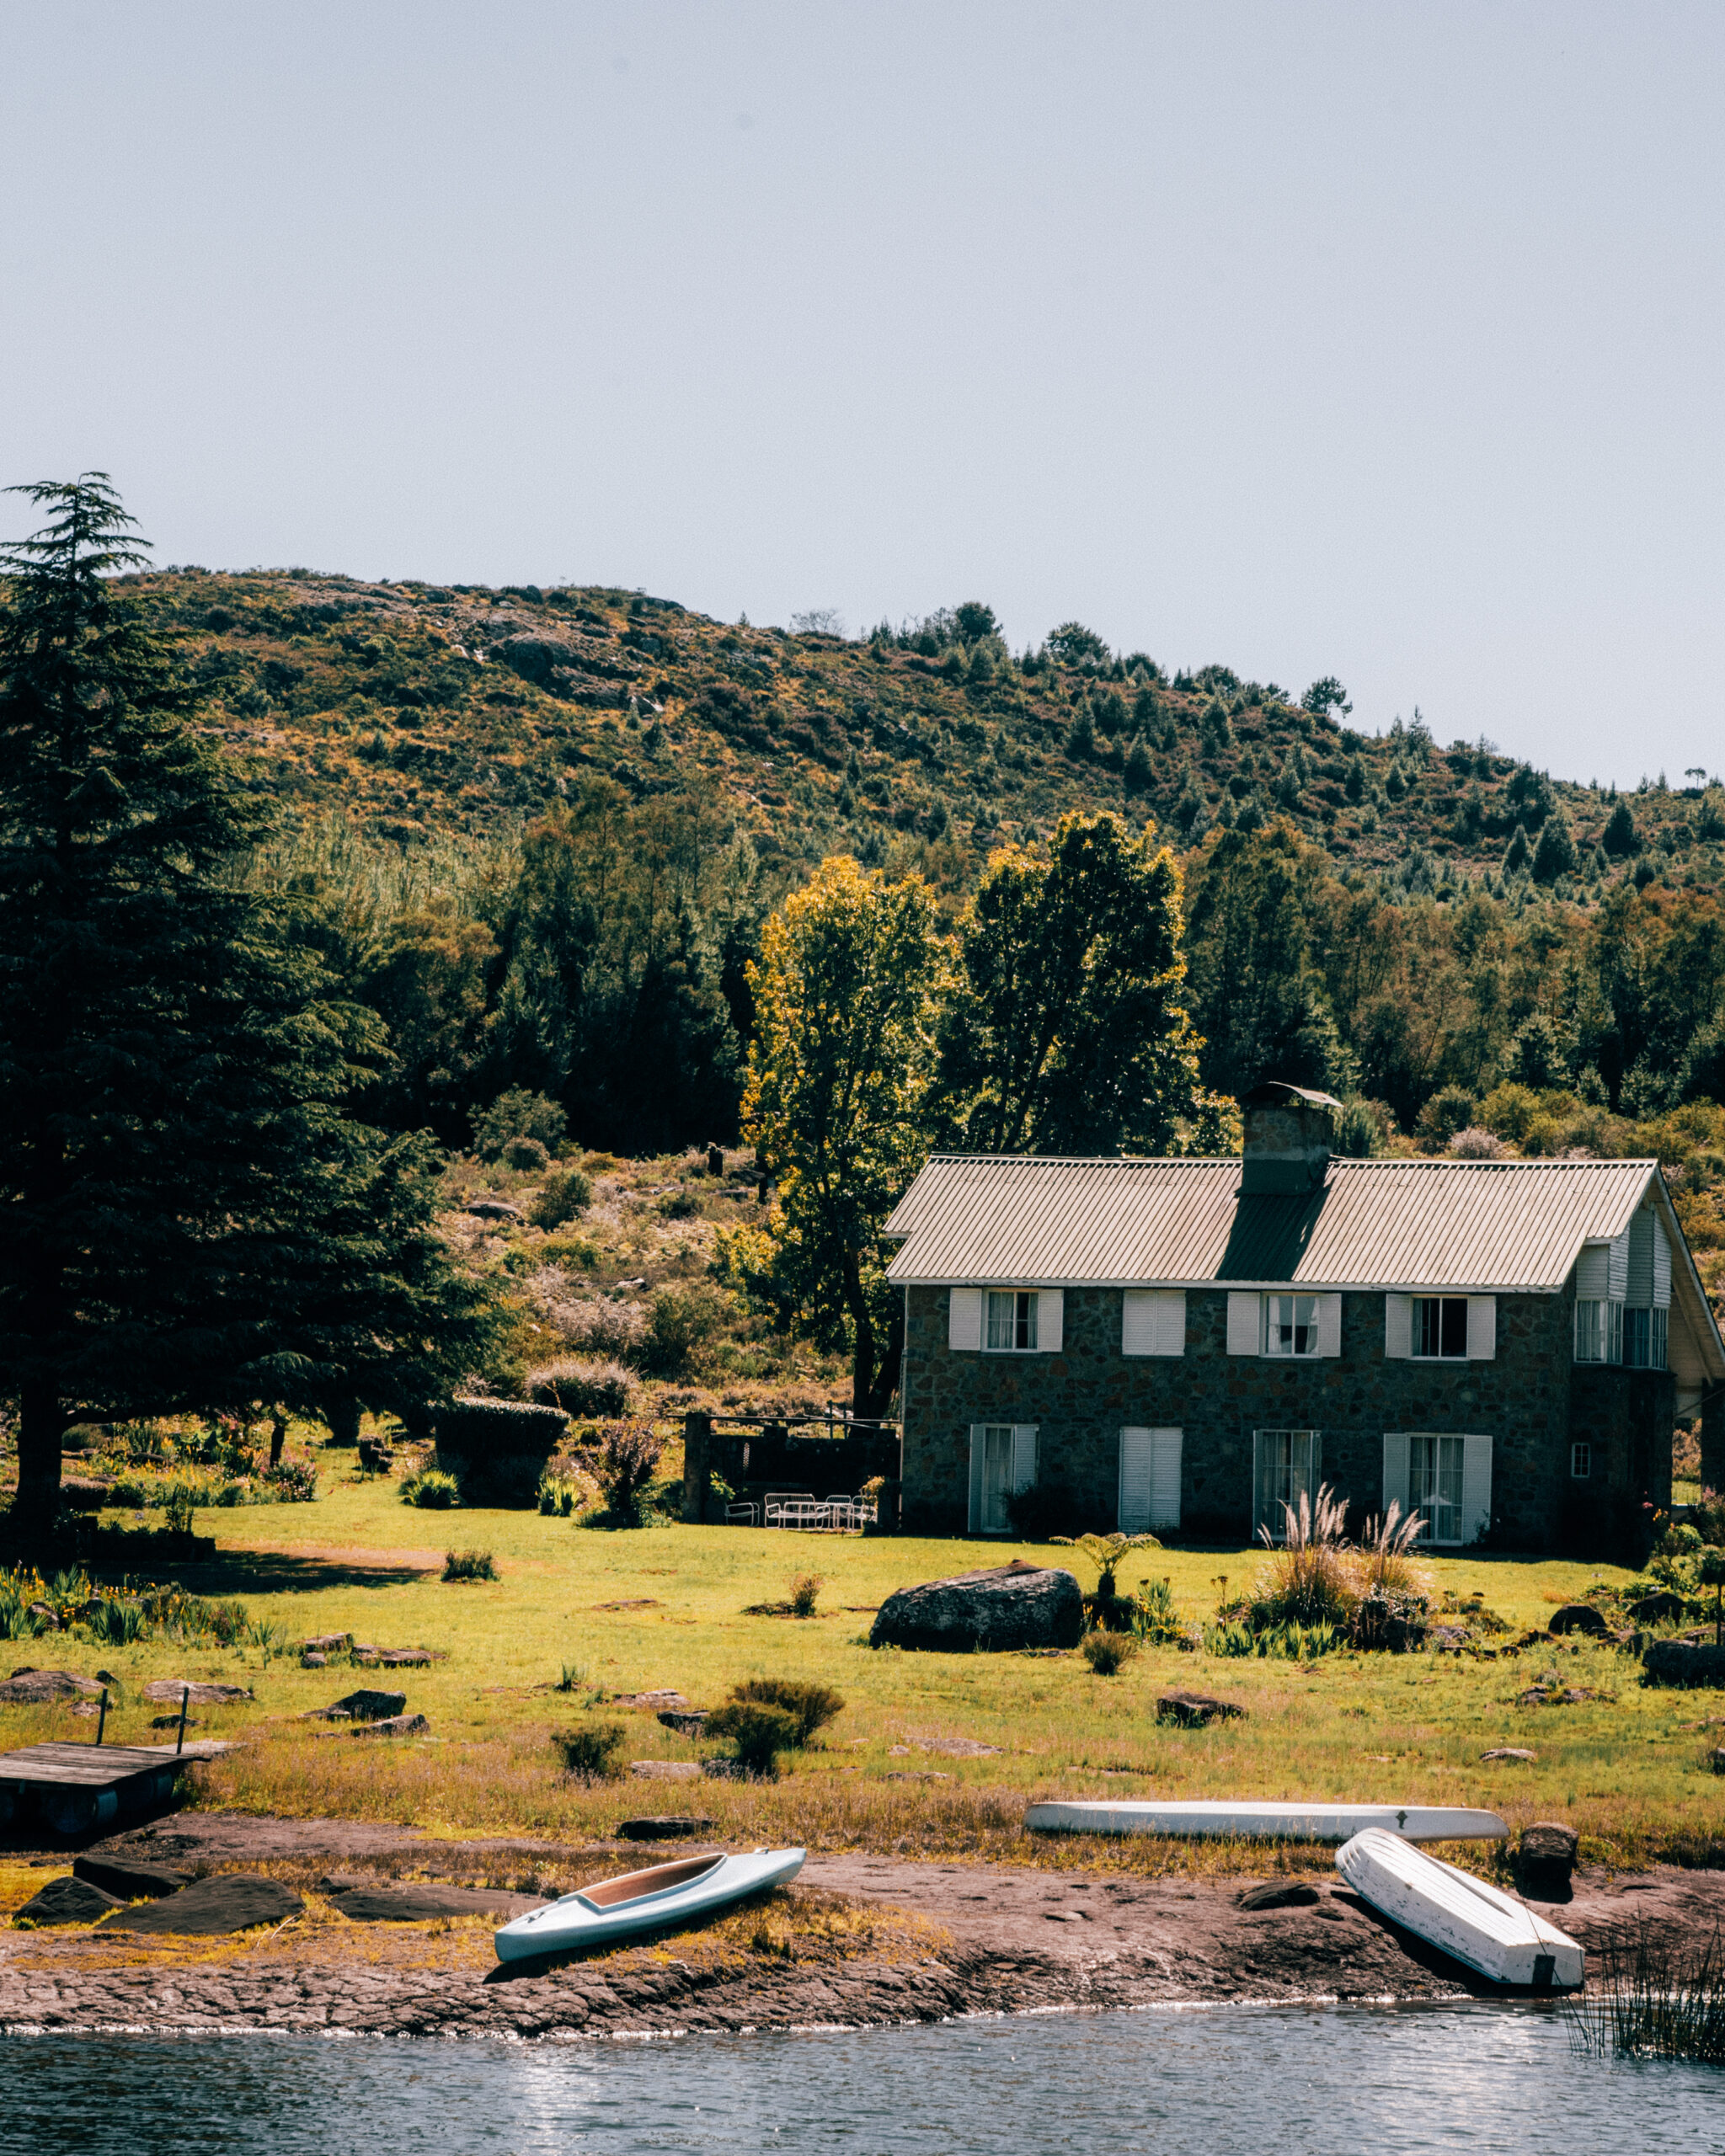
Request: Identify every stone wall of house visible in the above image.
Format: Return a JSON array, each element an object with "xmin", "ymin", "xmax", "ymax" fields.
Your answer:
[{"xmin": 900, "ymin": 1280, "xmax": 1654, "ymax": 1552}]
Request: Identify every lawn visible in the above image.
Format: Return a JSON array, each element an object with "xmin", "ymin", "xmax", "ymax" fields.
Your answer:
[{"xmin": 8, "ymin": 1466, "xmax": 1722, "ymax": 1876}]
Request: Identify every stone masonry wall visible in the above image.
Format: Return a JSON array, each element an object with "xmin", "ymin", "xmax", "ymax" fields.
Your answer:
[{"xmin": 900, "ymin": 1280, "xmax": 1660, "ymax": 1552}]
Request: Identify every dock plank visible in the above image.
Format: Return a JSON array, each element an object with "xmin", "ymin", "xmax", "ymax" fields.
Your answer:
[{"xmin": 0, "ymin": 1740, "xmax": 230, "ymax": 1786}]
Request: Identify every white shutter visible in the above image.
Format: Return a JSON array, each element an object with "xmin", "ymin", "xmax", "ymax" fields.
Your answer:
[
  {"xmin": 1466, "ymin": 1296, "xmax": 1497, "ymax": 1359},
  {"xmin": 967, "ymin": 1426, "xmax": 985, "ymax": 1534},
  {"xmin": 1123, "ymin": 1290, "xmax": 1185, "ymax": 1357},
  {"xmin": 1381, "ymin": 1431, "xmax": 1409, "ymax": 1521},
  {"xmin": 1460, "ymin": 1433, "xmax": 1493, "ymax": 1545},
  {"xmin": 1227, "ymin": 1291, "xmax": 1261, "ymax": 1355},
  {"xmin": 1574, "ymin": 1245, "xmax": 1609, "ymax": 1299},
  {"xmin": 1118, "ymin": 1427, "xmax": 1152, "ymax": 1531},
  {"xmin": 1653, "ymin": 1214, "xmax": 1672, "ymax": 1306},
  {"xmin": 1316, "ymin": 1292, "xmax": 1342, "ymax": 1357},
  {"xmin": 1607, "ymin": 1227, "xmax": 1630, "ymax": 1301},
  {"xmin": 1384, "ymin": 1294, "xmax": 1412, "ymax": 1359},
  {"xmin": 948, "ymin": 1287, "xmax": 983, "ymax": 1353},
  {"xmin": 1038, "ymin": 1289, "xmax": 1064, "ymax": 1353},
  {"xmin": 1150, "ymin": 1428, "xmax": 1183, "ymax": 1529},
  {"xmin": 1011, "ymin": 1425, "xmax": 1039, "ymax": 1492}
]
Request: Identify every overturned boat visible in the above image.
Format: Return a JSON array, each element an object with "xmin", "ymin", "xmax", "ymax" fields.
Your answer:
[
  {"xmin": 494, "ymin": 1846, "xmax": 805, "ymax": 1961},
  {"xmin": 1337, "ymin": 1826, "xmax": 1584, "ymax": 1988},
  {"xmin": 1024, "ymin": 1799, "xmax": 1508, "ymax": 1843}
]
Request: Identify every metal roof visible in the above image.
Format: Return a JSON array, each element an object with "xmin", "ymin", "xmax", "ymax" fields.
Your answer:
[{"xmin": 883, "ymin": 1154, "xmax": 1662, "ymax": 1293}]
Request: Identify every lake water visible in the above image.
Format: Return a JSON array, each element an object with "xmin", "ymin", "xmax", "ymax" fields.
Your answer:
[{"xmin": 2, "ymin": 2004, "xmax": 1718, "ymax": 2153}]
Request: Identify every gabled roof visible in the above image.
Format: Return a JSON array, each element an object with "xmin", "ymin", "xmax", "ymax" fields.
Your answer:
[{"xmin": 884, "ymin": 1153, "xmax": 1656, "ymax": 1294}]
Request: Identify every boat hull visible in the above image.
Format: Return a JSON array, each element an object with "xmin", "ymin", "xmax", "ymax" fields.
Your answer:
[
  {"xmin": 1024, "ymin": 1800, "xmax": 1508, "ymax": 1843},
  {"xmin": 1337, "ymin": 1827, "xmax": 1584, "ymax": 1988},
  {"xmin": 494, "ymin": 1847, "xmax": 804, "ymax": 1961}
]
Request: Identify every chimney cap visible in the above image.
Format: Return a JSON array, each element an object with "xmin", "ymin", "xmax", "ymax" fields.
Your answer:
[{"xmin": 1241, "ymin": 1081, "xmax": 1343, "ymax": 1113}]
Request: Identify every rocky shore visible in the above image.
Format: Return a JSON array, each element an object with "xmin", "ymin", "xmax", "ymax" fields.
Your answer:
[{"xmin": 3, "ymin": 1813, "xmax": 1721, "ymax": 2041}]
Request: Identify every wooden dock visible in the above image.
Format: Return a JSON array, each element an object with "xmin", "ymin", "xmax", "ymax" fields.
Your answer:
[{"xmin": 0, "ymin": 1740, "xmax": 231, "ymax": 1838}]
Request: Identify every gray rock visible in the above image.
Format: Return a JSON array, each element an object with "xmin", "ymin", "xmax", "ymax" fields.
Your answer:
[
  {"xmin": 1480, "ymin": 1747, "xmax": 1537, "ymax": 1763},
  {"xmin": 150, "ymin": 1713, "xmax": 200, "ymax": 1729},
  {"xmin": 657, "ymin": 1709, "xmax": 709, "ymax": 1737},
  {"xmin": 74, "ymin": 1855, "xmax": 192, "ymax": 1900},
  {"xmin": 303, "ymin": 1632, "xmax": 354, "ymax": 1653},
  {"xmin": 301, "ymin": 1653, "xmax": 328, "ymax": 1669},
  {"xmin": 1629, "ymin": 1589, "xmax": 1687, "ymax": 1625},
  {"xmin": 318, "ymin": 1689, "xmax": 408, "ymax": 1722},
  {"xmin": 0, "ymin": 1668, "xmax": 104, "ymax": 1703},
  {"xmin": 1237, "ymin": 1881, "xmax": 1321, "ymax": 1909},
  {"xmin": 17, "ymin": 1875, "xmax": 123, "ymax": 1926},
  {"xmin": 868, "ymin": 1561, "xmax": 1085, "ymax": 1653},
  {"xmin": 328, "ymin": 1882, "xmax": 540, "ymax": 1921},
  {"xmin": 1520, "ymin": 1821, "xmax": 1579, "ymax": 1871},
  {"xmin": 98, "ymin": 1872, "xmax": 302, "ymax": 1935},
  {"xmin": 617, "ymin": 1816, "xmax": 716, "ymax": 1840},
  {"xmin": 464, "ymin": 1200, "xmax": 523, "ymax": 1221},
  {"xmin": 1710, "ymin": 1747, "xmax": 1725, "ymax": 1774},
  {"xmin": 1156, "ymin": 1689, "xmax": 1247, "ymax": 1727},
  {"xmin": 1548, "ymin": 1604, "xmax": 1610, "ymax": 1636},
  {"xmin": 141, "ymin": 1678, "xmax": 252, "ymax": 1705},
  {"xmin": 350, "ymin": 1713, "xmax": 430, "ymax": 1737},
  {"xmin": 1642, "ymin": 1640, "xmax": 1725, "ymax": 1688}
]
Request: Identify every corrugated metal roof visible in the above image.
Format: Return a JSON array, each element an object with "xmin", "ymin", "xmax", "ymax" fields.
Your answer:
[{"xmin": 883, "ymin": 1154, "xmax": 1661, "ymax": 1293}]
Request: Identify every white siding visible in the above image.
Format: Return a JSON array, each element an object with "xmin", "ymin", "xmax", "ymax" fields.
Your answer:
[
  {"xmin": 1384, "ymin": 1294, "xmax": 1413, "ymax": 1359},
  {"xmin": 1381, "ymin": 1430, "xmax": 1410, "ymax": 1518},
  {"xmin": 948, "ymin": 1287, "xmax": 983, "ymax": 1353},
  {"xmin": 1628, "ymin": 1210, "xmax": 1656, "ymax": 1306},
  {"xmin": 1607, "ymin": 1226, "xmax": 1630, "ymax": 1301},
  {"xmin": 1461, "ymin": 1433, "xmax": 1493, "ymax": 1545},
  {"xmin": 1122, "ymin": 1289, "xmax": 1185, "ymax": 1356},
  {"xmin": 1574, "ymin": 1244, "xmax": 1610, "ymax": 1299},
  {"xmin": 1316, "ymin": 1292, "xmax": 1342, "ymax": 1357},
  {"xmin": 1011, "ymin": 1424, "xmax": 1039, "ymax": 1494},
  {"xmin": 1653, "ymin": 1214, "xmax": 1672, "ymax": 1307},
  {"xmin": 1039, "ymin": 1290, "xmax": 1064, "ymax": 1353},
  {"xmin": 1118, "ymin": 1428, "xmax": 1152, "ymax": 1532},
  {"xmin": 1466, "ymin": 1296, "xmax": 1497, "ymax": 1360},
  {"xmin": 1226, "ymin": 1291, "xmax": 1261, "ymax": 1356}
]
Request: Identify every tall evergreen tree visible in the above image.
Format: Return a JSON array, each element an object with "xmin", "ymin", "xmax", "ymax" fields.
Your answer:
[{"xmin": 0, "ymin": 478, "xmax": 495, "ymax": 1527}]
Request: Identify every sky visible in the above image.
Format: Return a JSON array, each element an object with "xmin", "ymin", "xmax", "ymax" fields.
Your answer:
[{"xmin": 3, "ymin": 1, "xmax": 1721, "ymax": 786}]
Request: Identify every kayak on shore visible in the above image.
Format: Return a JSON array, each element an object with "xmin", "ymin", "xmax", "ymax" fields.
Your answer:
[
  {"xmin": 494, "ymin": 1846, "xmax": 805, "ymax": 1961},
  {"xmin": 1337, "ymin": 1827, "xmax": 1584, "ymax": 1988},
  {"xmin": 1023, "ymin": 1800, "xmax": 1509, "ymax": 1843}
]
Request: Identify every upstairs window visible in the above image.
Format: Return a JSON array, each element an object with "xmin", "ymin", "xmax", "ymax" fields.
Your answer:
[
  {"xmin": 1574, "ymin": 1299, "xmax": 1623, "ymax": 1364},
  {"xmin": 1622, "ymin": 1306, "xmax": 1668, "ymax": 1370},
  {"xmin": 1414, "ymin": 1296, "xmax": 1468, "ymax": 1359},
  {"xmin": 985, "ymin": 1289, "xmax": 1039, "ymax": 1353},
  {"xmin": 1263, "ymin": 1293, "xmax": 1319, "ymax": 1357}
]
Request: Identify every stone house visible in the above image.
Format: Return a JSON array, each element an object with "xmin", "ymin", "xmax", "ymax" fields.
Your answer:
[{"xmin": 884, "ymin": 1083, "xmax": 1725, "ymax": 1554}]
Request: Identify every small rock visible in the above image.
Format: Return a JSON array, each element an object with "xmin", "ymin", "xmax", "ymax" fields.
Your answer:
[
  {"xmin": 16, "ymin": 1876, "xmax": 123, "ymax": 1926},
  {"xmin": 1156, "ymin": 1690, "xmax": 1247, "ymax": 1728},
  {"xmin": 613, "ymin": 1689, "xmax": 686, "ymax": 1705},
  {"xmin": 631, "ymin": 1759, "xmax": 702, "ymax": 1780},
  {"xmin": 915, "ymin": 1736, "xmax": 1003, "ymax": 1758},
  {"xmin": 1520, "ymin": 1821, "xmax": 1579, "ymax": 1876},
  {"xmin": 657, "ymin": 1709, "xmax": 709, "ymax": 1737},
  {"xmin": 25, "ymin": 1604, "xmax": 62, "ymax": 1630},
  {"xmin": 97, "ymin": 1873, "xmax": 302, "ymax": 1935},
  {"xmin": 1549, "ymin": 1604, "xmax": 1610, "ymax": 1637},
  {"xmin": 1709, "ymin": 1748, "xmax": 1725, "ymax": 1775},
  {"xmin": 349, "ymin": 1713, "xmax": 430, "ymax": 1737},
  {"xmin": 301, "ymin": 1653, "xmax": 328, "ymax": 1669},
  {"xmin": 617, "ymin": 1816, "xmax": 716, "ymax": 1840},
  {"xmin": 149, "ymin": 1713, "xmax": 200, "ymax": 1730},
  {"xmin": 73, "ymin": 1855, "xmax": 192, "ymax": 1901},
  {"xmin": 328, "ymin": 1882, "xmax": 539, "ymax": 1921},
  {"xmin": 465, "ymin": 1199, "xmax": 523, "ymax": 1221},
  {"xmin": 375, "ymin": 1649, "xmax": 433, "ymax": 1668},
  {"xmin": 1237, "ymin": 1881, "xmax": 1321, "ymax": 1910},
  {"xmin": 324, "ymin": 1689, "xmax": 408, "ymax": 1722},
  {"xmin": 0, "ymin": 1669, "xmax": 104, "ymax": 1704},
  {"xmin": 1429, "ymin": 1625, "xmax": 1471, "ymax": 1654},
  {"xmin": 303, "ymin": 1633, "xmax": 354, "ymax": 1654},
  {"xmin": 141, "ymin": 1679, "xmax": 252, "ymax": 1705},
  {"xmin": 1480, "ymin": 1747, "xmax": 1537, "ymax": 1762}
]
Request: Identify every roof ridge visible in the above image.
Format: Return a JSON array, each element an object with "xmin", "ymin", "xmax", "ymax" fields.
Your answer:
[{"xmin": 920, "ymin": 1151, "xmax": 1656, "ymax": 1170}]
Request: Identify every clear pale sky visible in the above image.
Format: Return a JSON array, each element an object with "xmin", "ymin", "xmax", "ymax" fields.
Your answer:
[{"xmin": 3, "ymin": 3, "xmax": 1720, "ymax": 785}]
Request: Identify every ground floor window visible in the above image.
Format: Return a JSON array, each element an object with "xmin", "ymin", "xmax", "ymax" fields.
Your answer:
[
  {"xmin": 1252, "ymin": 1428, "xmax": 1319, "ymax": 1540},
  {"xmin": 1571, "ymin": 1441, "xmax": 1592, "ymax": 1479},
  {"xmin": 1383, "ymin": 1431, "xmax": 1493, "ymax": 1548},
  {"xmin": 969, "ymin": 1423, "xmax": 1037, "ymax": 1534},
  {"xmin": 1410, "ymin": 1433, "xmax": 1465, "ymax": 1544}
]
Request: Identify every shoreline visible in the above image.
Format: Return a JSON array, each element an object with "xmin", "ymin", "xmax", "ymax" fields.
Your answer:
[{"xmin": 3, "ymin": 1813, "xmax": 1721, "ymax": 2041}]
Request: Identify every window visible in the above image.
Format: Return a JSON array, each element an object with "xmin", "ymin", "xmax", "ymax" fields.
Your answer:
[
  {"xmin": 1571, "ymin": 1442, "xmax": 1591, "ymax": 1480},
  {"xmin": 1414, "ymin": 1296, "xmax": 1468, "ymax": 1359},
  {"xmin": 1410, "ymin": 1433, "xmax": 1466, "ymax": 1544},
  {"xmin": 969, "ymin": 1423, "xmax": 1036, "ymax": 1534},
  {"xmin": 1264, "ymin": 1294, "xmax": 1319, "ymax": 1357},
  {"xmin": 1573, "ymin": 1300, "xmax": 1623, "ymax": 1364},
  {"xmin": 1622, "ymin": 1307, "xmax": 1668, "ymax": 1370},
  {"xmin": 985, "ymin": 1289, "xmax": 1038, "ymax": 1353},
  {"xmin": 1119, "ymin": 1427, "xmax": 1183, "ymax": 1533},
  {"xmin": 1252, "ymin": 1428, "xmax": 1319, "ymax": 1540}
]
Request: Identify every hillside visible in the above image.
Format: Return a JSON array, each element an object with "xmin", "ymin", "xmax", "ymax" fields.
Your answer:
[{"xmin": 126, "ymin": 568, "xmax": 1725, "ymax": 896}]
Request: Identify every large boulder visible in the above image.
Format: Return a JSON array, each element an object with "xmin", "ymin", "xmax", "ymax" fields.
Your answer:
[
  {"xmin": 869, "ymin": 1561, "xmax": 1085, "ymax": 1653},
  {"xmin": 16, "ymin": 1875, "xmax": 122, "ymax": 1926},
  {"xmin": 1642, "ymin": 1639, "xmax": 1725, "ymax": 1688},
  {"xmin": 0, "ymin": 1668, "xmax": 104, "ymax": 1704},
  {"xmin": 74, "ymin": 1855, "xmax": 191, "ymax": 1901}
]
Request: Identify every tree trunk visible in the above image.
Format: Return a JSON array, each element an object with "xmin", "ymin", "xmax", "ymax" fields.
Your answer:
[
  {"xmin": 15, "ymin": 1378, "xmax": 66, "ymax": 1529},
  {"xmin": 269, "ymin": 1408, "xmax": 288, "ymax": 1470}
]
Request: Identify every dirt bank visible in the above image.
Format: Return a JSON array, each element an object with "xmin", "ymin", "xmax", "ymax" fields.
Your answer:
[{"xmin": 2, "ymin": 1812, "xmax": 1719, "ymax": 2041}]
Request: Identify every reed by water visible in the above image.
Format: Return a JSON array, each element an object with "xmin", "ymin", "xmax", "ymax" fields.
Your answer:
[{"xmin": 1567, "ymin": 1925, "xmax": 1725, "ymax": 2065}]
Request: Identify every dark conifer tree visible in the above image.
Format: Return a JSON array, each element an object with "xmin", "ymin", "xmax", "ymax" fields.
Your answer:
[{"xmin": 0, "ymin": 477, "xmax": 496, "ymax": 1528}]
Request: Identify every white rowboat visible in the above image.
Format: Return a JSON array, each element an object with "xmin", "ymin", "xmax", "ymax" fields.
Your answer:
[
  {"xmin": 1023, "ymin": 1800, "xmax": 1508, "ymax": 1843},
  {"xmin": 494, "ymin": 1846, "xmax": 804, "ymax": 1961},
  {"xmin": 1337, "ymin": 1827, "xmax": 1584, "ymax": 1988}
]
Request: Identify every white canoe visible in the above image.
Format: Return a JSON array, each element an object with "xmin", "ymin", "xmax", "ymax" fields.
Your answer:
[
  {"xmin": 1024, "ymin": 1800, "xmax": 1508, "ymax": 1843},
  {"xmin": 494, "ymin": 1846, "xmax": 804, "ymax": 1962},
  {"xmin": 1337, "ymin": 1827, "xmax": 1584, "ymax": 1988}
]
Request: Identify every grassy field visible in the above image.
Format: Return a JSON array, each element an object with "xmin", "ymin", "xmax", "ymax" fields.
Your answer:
[{"xmin": 8, "ymin": 1468, "xmax": 1722, "ymax": 1878}]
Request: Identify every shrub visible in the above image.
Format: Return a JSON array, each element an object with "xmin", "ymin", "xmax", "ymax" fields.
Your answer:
[
  {"xmin": 82, "ymin": 1597, "xmax": 147, "ymax": 1646},
  {"xmin": 526, "ymin": 1356, "xmax": 635, "ymax": 1418},
  {"xmin": 1415, "ymin": 1085, "xmax": 1477, "ymax": 1152},
  {"xmin": 1247, "ymin": 1484, "xmax": 1354, "ymax": 1630},
  {"xmin": 553, "ymin": 1721, "xmax": 627, "ymax": 1781},
  {"xmin": 1450, "ymin": 1126, "xmax": 1506, "ymax": 1159},
  {"xmin": 530, "ymin": 1166, "xmax": 592, "ymax": 1230},
  {"xmin": 554, "ymin": 1661, "xmax": 589, "ymax": 1694},
  {"xmin": 644, "ymin": 1283, "xmax": 730, "ymax": 1377},
  {"xmin": 402, "ymin": 1468, "xmax": 461, "ymax": 1509},
  {"xmin": 502, "ymin": 1134, "xmax": 549, "ymax": 1171},
  {"xmin": 442, "ymin": 1548, "xmax": 497, "ymax": 1581},
  {"xmin": 788, "ymin": 1573, "xmax": 822, "ymax": 1619},
  {"xmin": 592, "ymin": 1419, "xmax": 665, "ymax": 1525},
  {"xmin": 434, "ymin": 1397, "xmax": 569, "ymax": 1455},
  {"xmin": 537, "ymin": 1470, "xmax": 580, "ymax": 1517},
  {"xmin": 1081, "ymin": 1628, "xmax": 1139, "ymax": 1675},
  {"xmin": 473, "ymin": 1087, "xmax": 567, "ymax": 1161},
  {"xmin": 532, "ymin": 1281, "xmax": 649, "ymax": 1359},
  {"xmin": 1051, "ymin": 1531, "xmax": 1163, "ymax": 1630},
  {"xmin": 264, "ymin": 1459, "xmax": 318, "ymax": 1502},
  {"xmin": 728, "ymin": 1677, "xmax": 844, "ymax": 1743},
  {"xmin": 706, "ymin": 1700, "xmax": 800, "ymax": 1779}
]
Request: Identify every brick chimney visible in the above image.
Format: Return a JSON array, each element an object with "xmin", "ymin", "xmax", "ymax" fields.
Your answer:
[{"xmin": 1240, "ymin": 1081, "xmax": 1340, "ymax": 1196}]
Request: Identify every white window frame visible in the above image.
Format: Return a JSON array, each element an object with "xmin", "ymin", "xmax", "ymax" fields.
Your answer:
[
  {"xmin": 1573, "ymin": 1299, "xmax": 1624, "ymax": 1365},
  {"xmin": 1622, "ymin": 1306, "xmax": 1669, "ymax": 1370},
  {"xmin": 1570, "ymin": 1441, "xmax": 1591, "ymax": 1480},
  {"xmin": 985, "ymin": 1289, "xmax": 1039, "ymax": 1353},
  {"xmin": 1382, "ymin": 1431, "xmax": 1493, "ymax": 1548},
  {"xmin": 969, "ymin": 1422, "xmax": 1037, "ymax": 1534},
  {"xmin": 1251, "ymin": 1428, "xmax": 1322, "ymax": 1540},
  {"xmin": 1412, "ymin": 1295, "xmax": 1469, "ymax": 1361},
  {"xmin": 1263, "ymin": 1293, "xmax": 1321, "ymax": 1358}
]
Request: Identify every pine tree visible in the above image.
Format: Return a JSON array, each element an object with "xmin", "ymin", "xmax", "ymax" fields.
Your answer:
[
  {"xmin": 0, "ymin": 478, "xmax": 496, "ymax": 1527},
  {"xmin": 1503, "ymin": 821, "xmax": 1533, "ymax": 876},
  {"xmin": 1123, "ymin": 734, "xmax": 1154, "ymax": 795}
]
